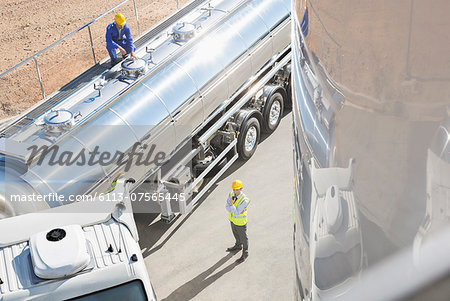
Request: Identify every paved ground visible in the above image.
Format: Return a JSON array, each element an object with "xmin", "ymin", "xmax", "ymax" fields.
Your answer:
[{"xmin": 134, "ymin": 112, "xmax": 294, "ymax": 301}]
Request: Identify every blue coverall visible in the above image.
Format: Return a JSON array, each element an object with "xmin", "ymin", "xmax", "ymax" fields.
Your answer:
[{"xmin": 105, "ymin": 22, "xmax": 136, "ymax": 62}]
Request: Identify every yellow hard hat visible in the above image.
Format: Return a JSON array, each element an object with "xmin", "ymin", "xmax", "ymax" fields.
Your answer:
[
  {"xmin": 232, "ymin": 180, "xmax": 243, "ymax": 189},
  {"xmin": 115, "ymin": 13, "xmax": 126, "ymax": 26}
]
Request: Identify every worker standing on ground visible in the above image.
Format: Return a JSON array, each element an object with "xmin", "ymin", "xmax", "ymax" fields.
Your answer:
[
  {"xmin": 105, "ymin": 13, "xmax": 138, "ymax": 66},
  {"xmin": 225, "ymin": 179, "xmax": 250, "ymax": 263}
]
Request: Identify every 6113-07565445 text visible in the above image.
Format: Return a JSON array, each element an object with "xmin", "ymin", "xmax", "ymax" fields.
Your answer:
[{"xmin": 9, "ymin": 192, "xmax": 185, "ymax": 203}]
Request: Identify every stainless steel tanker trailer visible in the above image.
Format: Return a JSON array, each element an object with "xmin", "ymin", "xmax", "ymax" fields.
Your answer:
[
  {"xmin": 0, "ymin": 0, "xmax": 291, "ymax": 299},
  {"xmin": 0, "ymin": 0, "xmax": 292, "ymax": 222}
]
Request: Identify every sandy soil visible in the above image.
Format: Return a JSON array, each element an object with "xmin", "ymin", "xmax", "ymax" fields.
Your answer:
[{"xmin": 0, "ymin": 0, "xmax": 189, "ymax": 118}]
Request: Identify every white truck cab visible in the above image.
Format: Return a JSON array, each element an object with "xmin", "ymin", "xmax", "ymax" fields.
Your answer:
[{"xmin": 0, "ymin": 179, "xmax": 156, "ymax": 301}]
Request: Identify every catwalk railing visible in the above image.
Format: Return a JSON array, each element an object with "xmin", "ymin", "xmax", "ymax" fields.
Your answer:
[{"xmin": 0, "ymin": 0, "xmax": 188, "ymax": 120}]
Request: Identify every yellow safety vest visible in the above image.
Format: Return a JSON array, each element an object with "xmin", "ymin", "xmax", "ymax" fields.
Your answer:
[{"xmin": 228, "ymin": 192, "xmax": 250, "ymax": 226}]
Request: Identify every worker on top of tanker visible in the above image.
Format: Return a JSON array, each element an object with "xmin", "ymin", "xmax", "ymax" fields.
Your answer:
[{"xmin": 106, "ymin": 13, "xmax": 138, "ymax": 66}]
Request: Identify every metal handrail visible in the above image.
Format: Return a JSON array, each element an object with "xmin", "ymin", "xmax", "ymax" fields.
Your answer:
[
  {"xmin": 0, "ymin": 0, "xmax": 129, "ymax": 80},
  {"xmin": 0, "ymin": 0, "xmax": 182, "ymax": 106},
  {"xmin": 0, "ymin": 0, "xmax": 186, "ymax": 82},
  {"xmin": 0, "ymin": 0, "xmax": 161, "ymax": 104}
]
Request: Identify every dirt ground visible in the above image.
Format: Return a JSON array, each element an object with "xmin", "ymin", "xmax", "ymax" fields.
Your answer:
[{"xmin": 0, "ymin": 0, "xmax": 189, "ymax": 119}]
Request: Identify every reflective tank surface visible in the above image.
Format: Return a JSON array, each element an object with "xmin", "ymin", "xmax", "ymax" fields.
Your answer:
[
  {"xmin": 0, "ymin": 0, "xmax": 291, "ymax": 217},
  {"xmin": 292, "ymin": 0, "xmax": 450, "ymax": 300}
]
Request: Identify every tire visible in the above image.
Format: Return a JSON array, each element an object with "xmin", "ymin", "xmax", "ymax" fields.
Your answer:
[
  {"xmin": 262, "ymin": 91, "xmax": 284, "ymax": 133},
  {"xmin": 237, "ymin": 117, "xmax": 260, "ymax": 161}
]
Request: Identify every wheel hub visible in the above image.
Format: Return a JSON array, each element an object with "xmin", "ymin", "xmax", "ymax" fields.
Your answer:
[
  {"xmin": 244, "ymin": 126, "xmax": 257, "ymax": 152},
  {"xmin": 269, "ymin": 100, "xmax": 281, "ymax": 127}
]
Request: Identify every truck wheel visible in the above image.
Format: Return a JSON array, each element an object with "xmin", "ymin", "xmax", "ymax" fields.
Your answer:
[
  {"xmin": 238, "ymin": 117, "xmax": 260, "ymax": 160},
  {"xmin": 262, "ymin": 92, "xmax": 284, "ymax": 133}
]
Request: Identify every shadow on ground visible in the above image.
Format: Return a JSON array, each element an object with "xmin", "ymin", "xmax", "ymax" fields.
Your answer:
[
  {"xmin": 161, "ymin": 253, "xmax": 238, "ymax": 301},
  {"xmin": 135, "ymin": 179, "xmax": 220, "ymax": 258}
]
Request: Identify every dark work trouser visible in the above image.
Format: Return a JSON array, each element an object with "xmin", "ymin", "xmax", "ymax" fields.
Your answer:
[
  {"xmin": 230, "ymin": 221, "xmax": 248, "ymax": 254},
  {"xmin": 107, "ymin": 40, "xmax": 136, "ymax": 62}
]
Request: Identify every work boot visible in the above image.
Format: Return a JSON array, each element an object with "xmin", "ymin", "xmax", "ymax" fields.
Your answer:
[
  {"xmin": 226, "ymin": 245, "xmax": 242, "ymax": 252},
  {"xmin": 236, "ymin": 252, "xmax": 248, "ymax": 264}
]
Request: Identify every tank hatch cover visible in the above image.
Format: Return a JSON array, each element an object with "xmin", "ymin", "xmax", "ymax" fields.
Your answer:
[
  {"xmin": 121, "ymin": 58, "xmax": 147, "ymax": 77},
  {"xmin": 43, "ymin": 109, "xmax": 73, "ymax": 133},
  {"xmin": 172, "ymin": 22, "xmax": 196, "ymax": 43},
  {"xmin": 30, "ymin": 225, "xmax": 90, "ymax": 279}
]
